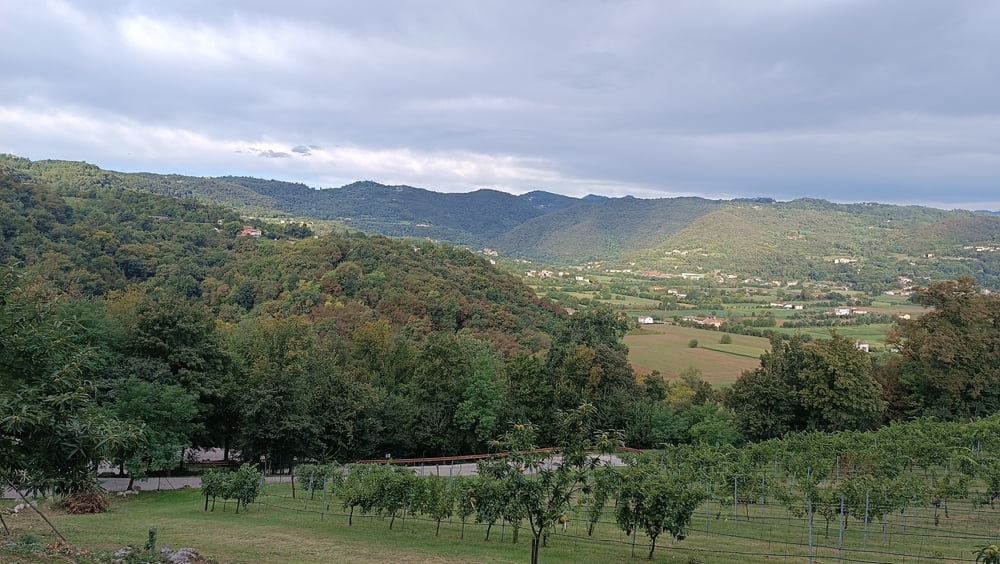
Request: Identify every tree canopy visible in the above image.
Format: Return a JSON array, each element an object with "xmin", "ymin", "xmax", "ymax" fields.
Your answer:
[{"xmin": 892, "ymin": 276, "xmax": 1000, "ymax": 419}]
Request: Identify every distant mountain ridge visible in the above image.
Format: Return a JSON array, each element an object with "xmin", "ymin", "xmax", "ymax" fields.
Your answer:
[
  {"xmin": 4, "ymin": 155, "xmax": 1000, "ymax": 288},
  {"xmin": 223, "ymin": 176, "xmax": 580, "ymax": 244}
]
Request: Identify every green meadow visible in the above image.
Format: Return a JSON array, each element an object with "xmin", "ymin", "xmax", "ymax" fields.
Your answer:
[
  {"xmin": 624, "ymin": 324, "xmax": 769, "ymax": 386},
  {"xmin": 4, "ymin": 482, "xmax": 997, "ymax": 564}
]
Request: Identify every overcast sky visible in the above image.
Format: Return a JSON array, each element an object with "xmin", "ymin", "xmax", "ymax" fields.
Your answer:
[{"xmin": 3, "ymin": 1, "xmax": 1000, "ymax": 209}]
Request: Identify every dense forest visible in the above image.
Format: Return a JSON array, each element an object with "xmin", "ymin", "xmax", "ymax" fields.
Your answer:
[{"xmin": 2, "ymin": 164, "xmax": 1000, "ymax": 505}]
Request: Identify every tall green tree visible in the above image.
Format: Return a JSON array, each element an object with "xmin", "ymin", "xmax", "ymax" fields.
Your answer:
[
  {"xmin": 891, "ymin": 276, "xmax": 1000, "ymax": 419},
  {"xmin": 108, "ymin": 289, "xmax": 237, "ymax": 449},
  {"xmin": 406, "ymin": 332, "xmax": 501, "ymax": 455},
  {"xmin": 542, "ymin": 307, "xmax": 636, "ymax": 441},
  {"xmin": 726, "ymin": 333, "xmax": 884, "ymax": 439},
  {"xmin": 107, "ymin": 378, "xmax": 201, "ymax": 487},
  {"xmin": 798, "ymin": 332, "xmax": 884, "ymax": 431},
  {"xmin": 227, "ymin": 316, "xmax": 319, "ymax": 468},
  {"xmin": 0, "ymin": 266, "xmax": 141, "ymax": 495},
  {"xmin": 724, "ymin": 336, "xmax": 806, "ymax": 441}
]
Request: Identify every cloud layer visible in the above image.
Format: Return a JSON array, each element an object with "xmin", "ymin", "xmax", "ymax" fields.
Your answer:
[{"xmin": 2, "ymin": 1, "xmax": 999, "ymax": 208}]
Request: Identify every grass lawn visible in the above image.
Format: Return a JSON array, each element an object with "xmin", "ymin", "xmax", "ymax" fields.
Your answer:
[
  {"xmin": 624, "ymin": 324, "xmax": 768, "ymax": 386},
  {"xmin": 772, "ymin": 324, "xmax": 895, "ymax": 349},
  {"xmin": 590, "ymin": 295, "xmax": 663, "ymax": 308},
  {"xmin": 0, "ymin": 488, "xmax": 673, "ymax": 564},
  {"xmin": 4, "ymin": 484, "xmax": 998, "ymax": 564}
]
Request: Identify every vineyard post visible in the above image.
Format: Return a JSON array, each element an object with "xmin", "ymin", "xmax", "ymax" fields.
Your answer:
[
  {"xmin": 807, "ymin": 466, "xmax": 814, "ymax": 564},
  {"xmin": 733, "ymin": 476, "xmax": 738, "ymax": 520},
  {"xmin": 321, "ymin": 478, "xmax": 327, "ymax": 522},
  {"xmin": 704, "ymin": 481, "xmax": 711, "ymax": 533},
  {"xmin": 760, "ymin": 472, "xmax": 767, "ymax": 520},
  {"xmin": 258, "ymin": 473, "xmax": 265, "ymax": 513},
  {"xmin": 863, "ymin": 488, "xmax": 870, "ymax": 549},
  {"xmin": 838, "ymin": 494, "xmax": 845, "ymax": 560}
]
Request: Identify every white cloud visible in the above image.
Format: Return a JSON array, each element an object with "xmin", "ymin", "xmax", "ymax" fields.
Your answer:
[{"xmin": 0, "ymin": 104, "xmax": 655, "ymax": 197}]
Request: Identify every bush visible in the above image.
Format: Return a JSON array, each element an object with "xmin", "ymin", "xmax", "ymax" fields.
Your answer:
[
  {"xmin": 719, "ymin": 334, "xmax": 732, "ymax": 344},
  {"xmin": 201, "ymin": 464, "xmax": 263, "ymax": 513},
  {"xmin": 688, "ymin": 339, "xmax": 698, "ymax": 348}
]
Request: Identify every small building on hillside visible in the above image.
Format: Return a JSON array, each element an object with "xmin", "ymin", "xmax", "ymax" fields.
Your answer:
[
  {"xmin": 683, "ymin": 315, "xmax": 724, "ymax": 328},
  {"xmin": 237, "ymin": 226, "xmax": 262, "ymax": 237},
  {"xmin": 637, "ymin": 316, "xmax": 655, "ymax": 325}
]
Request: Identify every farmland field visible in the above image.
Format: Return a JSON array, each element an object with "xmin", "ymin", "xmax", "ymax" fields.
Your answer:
[
  {"xmin": 624, "ymin": 324, "xmax": 768, "ymax": 385},
  {"xmin": 771, "ymin": 324, "xmax": 895, "ymax": 349}
]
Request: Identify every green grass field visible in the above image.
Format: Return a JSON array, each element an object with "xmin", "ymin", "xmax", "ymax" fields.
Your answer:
[
  {"xmin": 4, "ymin": 483, "xmax": 998, "ymax": 564},
  {"xmin": 624, "ymin": 324, "xmax": 769, "ymax": 385},
  {"xmin": 772, "ymin": 324, "xmax": 895, "ymax": 349},
  {"xmin": 590, "ymin": 295, "xmax": 663, "ymax": 308}
]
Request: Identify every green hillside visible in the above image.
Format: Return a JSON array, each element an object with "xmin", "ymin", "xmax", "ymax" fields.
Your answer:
[
  {"xmin": 0, "ymin": 155, "xmax": 580, "ymax": 248},
  {"xmin": 492, "ymin": 196, "xmax": 724, "ymax": 261},
  {"xmin": 5, "ymin": 154, "xmax": 1000, "ymax": 289}
]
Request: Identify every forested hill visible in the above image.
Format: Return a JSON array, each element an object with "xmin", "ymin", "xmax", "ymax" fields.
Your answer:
[
  {"xmin": 227, "ymin": 177, "xmax": 580, "ymax": 244},
  {"xmin": 4, "ymin": 165, "xmax": 624, "ymax": 462},
  {"xmin": 3, "ymin": 161, "xmax": 669, "ymax": 466},
  {"xmin": 5, "ymin": 155, "xmax": 1000, "ymax": 289},
  {"xmin": 0, "ymin": 155, "xmax": 580, "ymax": 247},
  {"xmin": 0, "ymin": 167, "xmax": 562, "ymax": 350}
]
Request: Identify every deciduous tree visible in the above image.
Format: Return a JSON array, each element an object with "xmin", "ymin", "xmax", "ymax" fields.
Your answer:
[{"xmin": 890, "ymin": 276, "xmax": 1000, "ymax": 419}]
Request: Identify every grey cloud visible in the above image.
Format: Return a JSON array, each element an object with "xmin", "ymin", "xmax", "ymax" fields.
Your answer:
[
  {"xmin": 257, "ymin": 150, "xmax": 290, "ymax": 159},
  {"xmin": 3, "ymin": 1, "xmax": 1000, "ymax": 209}
]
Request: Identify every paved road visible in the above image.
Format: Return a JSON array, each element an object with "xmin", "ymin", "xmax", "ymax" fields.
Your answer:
[
  {"xmin": 3, "ymin": 454, "xmax": 624, "ymax": 499},
  {"xmin": 2, "ymin": 475, "xmax": 291, "ymax": 499}
]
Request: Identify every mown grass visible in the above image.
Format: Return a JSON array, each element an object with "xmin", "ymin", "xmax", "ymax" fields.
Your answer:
[
  {"xmin": 772, "ymin": 324, "xmax": 895, "ymax": 349},
  {"xmin": 4, "ymin": 483, "xmax": 999, "ymax": 564},
  {"xmin": 624, "ymin": 324, "xmax": 768, "ymax": 385}
]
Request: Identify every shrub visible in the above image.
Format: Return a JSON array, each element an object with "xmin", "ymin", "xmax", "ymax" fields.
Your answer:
[
  {"xmin": 201, "ymin": 464, "xmax": 263, "ymax": 513},
  {"xmin": 688, "ymin": 339, "xmax": 698, "ymax": 348}
]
